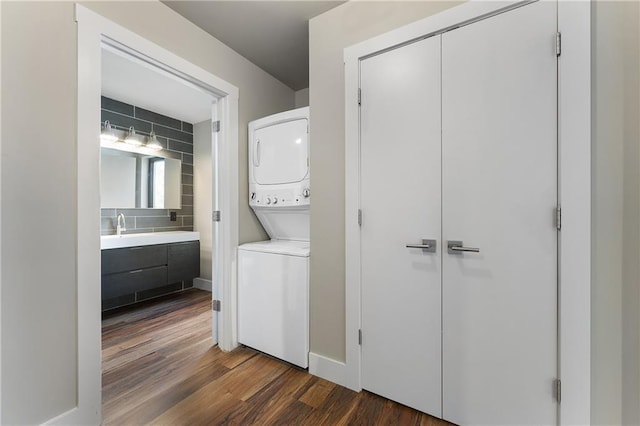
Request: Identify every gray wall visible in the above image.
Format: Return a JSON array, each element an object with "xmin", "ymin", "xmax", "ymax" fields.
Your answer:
[
  {"xmin": 100, "ymin": 96, "xmax": 195, "ymax": 235},
  {"xmin": 1, "ymin": 2, "xmax": 78, "ymax": 423},
  {"xmin": 308, "ymin": 0, "xmax": 460, "ymax": 363},
  {"xmin": 1, "ymin": 1, "xmax": 292, "ymax": 423},
  {"xmin": 294, "ymin": 88, "xmax": 309, "ymax": 108},
  {"xmin": 592, "ymin": 2, "xmax": 640, "ymax": 425}
]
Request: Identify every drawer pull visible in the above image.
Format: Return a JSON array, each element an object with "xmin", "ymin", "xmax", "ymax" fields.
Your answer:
[{"xmin": 129, "ymin": 269, "xmax": 144, "ymax": 274}]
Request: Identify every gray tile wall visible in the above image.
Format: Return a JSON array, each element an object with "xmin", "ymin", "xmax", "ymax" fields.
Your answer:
[{"xmin": 100, "ymin": 97, "xmax": 194, "ymax": 235}]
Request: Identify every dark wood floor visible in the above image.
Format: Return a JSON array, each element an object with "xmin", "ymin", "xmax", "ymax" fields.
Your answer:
[{"xmin": 102, "ymin": 289, "xmax": 451, "ymax": 425}]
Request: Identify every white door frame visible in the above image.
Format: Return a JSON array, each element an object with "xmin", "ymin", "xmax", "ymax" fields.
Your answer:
[
  {"xmin": 68, "ymin": 5, "xmax": 239, "ymax": 424},
  {"xmin": 342, "ymin": 1, "xmax": 590, "ymax": 425},
  {"xmin": 0, "ymin": 3, "xmax": 3, "ymax": 422}
]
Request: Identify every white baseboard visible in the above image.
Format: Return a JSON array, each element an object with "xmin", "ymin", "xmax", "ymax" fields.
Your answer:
[
  {"xmin": 308, "ymin": 352, "xmax": 359, "ymax": 392},
  {"xmin": 193, "ymin": 277, "xmax": 212, "ymax": 292},
  {"xmin": 43, "ymin": 407, "xmax": 78, "ymax": 425},
  {"xmin": 43, "ymin": 405, "xmax": 100, "ymax": 426}
]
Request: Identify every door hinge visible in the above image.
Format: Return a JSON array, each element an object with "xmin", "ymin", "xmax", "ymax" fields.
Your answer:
[
  {"xmin": 212, "ymin": 120, "xmax": 221, "ymax": 133},
  {"xmin": 555, "ymin": 378, "xmax": 561, "ymax": 403},
  {"xmin": 556, "ymin": 206, "xmax": 561, "ymax": 231},
  {"xmin": 213, "ymin": 210, "xmax": 221, "ymax": 222},
  {"xmin": 556, "ymin": 32, "xmax": 561, "ymax": 57},
  {"xmin": 358, "ymin": 209, "xmax": 362, "ymax": 226},
  {"xmin": 358, "ymin": 88, "xmax": 362, "ymax": 106},
  {"xmin": 212, "ymin": 299, "xmax": 221, "ymax": 312},
  {"xmin": 358, "ymin": 329, "xmax": 362, "ymax": 345}
]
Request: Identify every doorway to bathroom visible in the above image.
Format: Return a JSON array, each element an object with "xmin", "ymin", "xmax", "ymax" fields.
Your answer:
[
  {"xmin": 76, "ymin": 5, "xmax": 240, "ymax": 423},
  {"xmin": 98, "ymin": 42, "xmax": 219, "ymax": 326}
]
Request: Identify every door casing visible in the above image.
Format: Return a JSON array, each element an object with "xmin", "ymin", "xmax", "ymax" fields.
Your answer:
[{"xmin": 71, "ymin": 5, "xmax": 240, "ymax": 424}]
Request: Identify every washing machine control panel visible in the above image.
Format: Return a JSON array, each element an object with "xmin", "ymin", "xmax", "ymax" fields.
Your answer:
[{"xmin": 249, "ymin": 184, "xmax": 310, "ymax": 207}]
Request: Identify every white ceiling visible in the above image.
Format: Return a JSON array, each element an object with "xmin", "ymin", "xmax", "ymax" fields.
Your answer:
[
  {"xmin": 101, "ymin": 48, "xmax": 215, "ymax": 124},
  {"xmin": 162, "ymin": 1, "xmax": 345, "ymax": 90}
]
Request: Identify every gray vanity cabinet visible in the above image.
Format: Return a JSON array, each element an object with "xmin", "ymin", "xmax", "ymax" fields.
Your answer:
[
  {"xmin": 168, "ymin": 241, "xmax": 200, "ymax": 284},
  {"xmin": 102, "ymin": 240, "xmax": 200, "ymax": 310}
]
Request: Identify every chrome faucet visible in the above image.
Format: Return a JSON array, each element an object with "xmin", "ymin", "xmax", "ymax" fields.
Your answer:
[{"xmin": 116, "ymin": 213, "xmax": 126, "ymax": 236}]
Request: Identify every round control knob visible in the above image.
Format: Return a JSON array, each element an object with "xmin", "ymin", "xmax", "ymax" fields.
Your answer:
[
  {"xmin": 266, "ymin": 197, "xmax": 272, "ymax": 205},
  {"xmin": 273, "ymin": 197, "xmax": 278, "ymax": 204},
  {"xmin": 250, "ymin": 192, "xmax": 256, "ymax": 200},
  {"xmin": 302, "ymin": 188, "xmax": 310, "ymax": 198}
]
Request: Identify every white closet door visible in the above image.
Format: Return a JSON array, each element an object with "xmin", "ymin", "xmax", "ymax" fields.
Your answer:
[
  {"xmin": 360, "ymin": 35, "xmax": 442, "ymax": 416},
  {"xmin": 441, "ymin": 2, "xmax": 558, "ymax": 425}
]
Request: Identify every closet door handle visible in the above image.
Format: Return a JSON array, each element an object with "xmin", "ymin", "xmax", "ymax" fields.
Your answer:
[
  {"xmin": 406, "ymin": 239, "xmax": 436, "ymax": 253},
  {"xmin": 447, "ymin": 240, "xmax": 480, "ymax": 254}
]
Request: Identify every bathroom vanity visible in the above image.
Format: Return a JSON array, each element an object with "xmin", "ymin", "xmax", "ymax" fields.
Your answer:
[{"xmin": 101, "ymin": 231, "xmax": 200, "ymax": 311}]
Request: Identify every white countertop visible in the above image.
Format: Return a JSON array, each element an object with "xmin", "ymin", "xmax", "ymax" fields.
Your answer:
[{"xmin": 101, "ymin": 231, "xmax": 200, "ymax": 250}]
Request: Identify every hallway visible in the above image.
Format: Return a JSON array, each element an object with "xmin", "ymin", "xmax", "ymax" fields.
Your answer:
[{"xmin": 102, "ymin": 290, "xmax": 450, "ymax": 425}]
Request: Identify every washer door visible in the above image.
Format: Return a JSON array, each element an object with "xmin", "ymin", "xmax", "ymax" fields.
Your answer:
[{"xmin": 253, "ymin": 119, "xmax": 308, "ymax": 185}]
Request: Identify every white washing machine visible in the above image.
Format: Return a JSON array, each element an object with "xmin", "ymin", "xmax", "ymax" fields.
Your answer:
[
  {"xmin": 238, "ymin": 107, "xmax": 310, "ymax": 368},
  {"xmin": 238, "ymin": 240, "xmax": 309, "ymax": 368}
]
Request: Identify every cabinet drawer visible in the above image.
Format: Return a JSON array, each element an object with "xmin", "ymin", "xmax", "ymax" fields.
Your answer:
[
  {"xmin": 102, "ymin": 244, "xmax": 167, "ymax": 275},
  {"xmin": 168, "ymin": 241, "xmax": 200, "ymax": 284},
  {"xmin": 102, "ymin": 265, "xmax": 168, "ymax": 299}
]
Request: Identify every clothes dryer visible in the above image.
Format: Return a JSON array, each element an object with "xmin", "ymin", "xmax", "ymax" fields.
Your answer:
[{"xmin": 248, "ymin": 107, "xmax": 310, "ymax": 241}]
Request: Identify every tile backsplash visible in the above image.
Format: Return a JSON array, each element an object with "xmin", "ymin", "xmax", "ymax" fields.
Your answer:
[{"xmin": 100, "ymin": 97, "xmax": 194, "ymax": 235}]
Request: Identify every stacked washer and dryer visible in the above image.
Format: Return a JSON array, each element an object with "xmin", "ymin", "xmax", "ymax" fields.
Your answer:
[{"xmin": 237, "ymin": 107, "xmax": 310, "ymax": 368}]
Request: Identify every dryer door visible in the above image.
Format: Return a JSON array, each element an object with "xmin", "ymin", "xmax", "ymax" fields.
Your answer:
[{"xmin": 253, "ymin": 119, "xmax": 308, "ymax": 185}]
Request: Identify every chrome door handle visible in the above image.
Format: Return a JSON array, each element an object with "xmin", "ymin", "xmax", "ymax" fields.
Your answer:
[
  {"xmin": 406, "ymin": 239, "xmax": 436, "ymax": 253},
  {"xmin": 448, "ymin": 240, "xmax": 480, "ymax": 254}
]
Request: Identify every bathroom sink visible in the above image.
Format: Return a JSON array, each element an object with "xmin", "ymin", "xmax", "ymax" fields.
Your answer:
[{"xmin": 101, "ymin": 231, "xmax": 200, "ymax": 250}]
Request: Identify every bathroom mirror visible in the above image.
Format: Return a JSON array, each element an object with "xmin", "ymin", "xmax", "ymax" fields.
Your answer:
[{"xmin": 100, "ymin": 147, "xmax": 182, "ymax": 209}]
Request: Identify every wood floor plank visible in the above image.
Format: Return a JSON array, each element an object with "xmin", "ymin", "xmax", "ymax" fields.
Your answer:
[
  {"xmin": 149, "ymin": 388, "xmax": 244, "ymax": 426},
  {"xmin": 108, "ymin": 349, "xmax": 231, "ymax": 425},
  {"xmin": 218, "ymin": 345, "xmax": 257, "ymax": 370},
  {"xmin": 226, "ymin": 367, "xmax": 315, "ymax": 424},
  {"xmin": 102, "ymin": 289, "xmax": 453, "ymax": 425},
  {"xmin": 213, "ymin": 353, "xmax": 290, "ymax": 402},
  {"xmin": 263, "ymin": 400, "xmax": 315, "ymax": 426},
  {"xmin": 103, "ymin": 338, "xmax": 218, "ymax": 419},
  {"xmin": 302, "ymin": 385, "xmax": 361, "ymax": 425},
  {"xmin": 103, "ymin": 313, "xmax": 211, "ymax": 371},
  {"xmin": 298, "ymin": 377, "xmax": 336, "ymax": 408},
  {"xmin": 377, "ymin": 398, "xmax": 424, "ymax": 425}
]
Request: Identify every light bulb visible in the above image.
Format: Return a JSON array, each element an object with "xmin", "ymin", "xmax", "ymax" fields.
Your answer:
[
  {"xmin": 146, "ymin": 131, "xmax": 163, "ymax": 151},
  {"xmin": 100, "ymin": 120, "xmax": 118, "ymax": 143},
  {"xmin": 124, "ymin": 126, "xmax": 142, "ymax": 146}
]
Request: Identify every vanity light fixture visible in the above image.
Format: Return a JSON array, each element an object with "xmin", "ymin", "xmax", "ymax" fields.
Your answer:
[
  {"xmin": 100, "ymin": 120, "xmax": 118, "ymax": 143},
  {"xmin": 124, "ymin": 126, "xmax": 143, "ymax": 146},
  {"xmin": 146, "ymin": 131, "xmax": 163, "ymax": 151}
]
